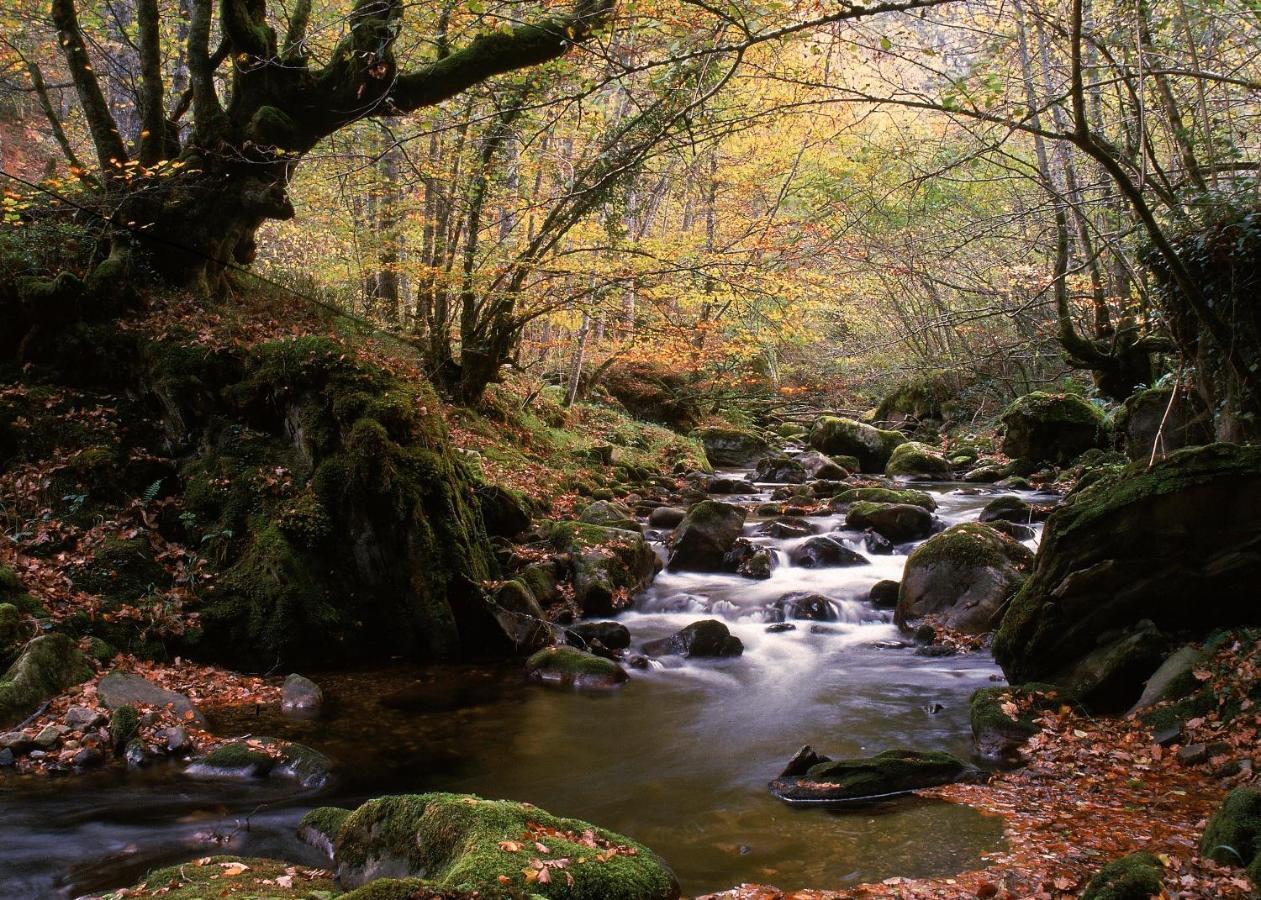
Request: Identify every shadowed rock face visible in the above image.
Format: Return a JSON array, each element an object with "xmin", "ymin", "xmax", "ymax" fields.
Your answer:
[{"xmin": 994, "ymin": 443, "xmax": 1261, "ymax": 706}]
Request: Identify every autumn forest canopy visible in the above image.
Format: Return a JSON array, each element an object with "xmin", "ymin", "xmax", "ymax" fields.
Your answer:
[{"xmin": 1, "ymin": 0, "xmax": 1261, "ymax": 898}]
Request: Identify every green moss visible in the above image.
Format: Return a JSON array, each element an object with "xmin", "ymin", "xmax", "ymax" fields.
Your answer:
[
  {"xmin": 68, "ymin": 536, "xmax": 168, "ymax": 602},
  {"xmin": 99, "ymin": 855, "xmax": 339, "ymax": 899},
  {"xmin": 1201, "ymin": 788, "xmax": 1261, "ymax": 869},
  {"xmin": 832, "ymin": 487, "xmax": 937, "ymax": 511},
  {"xmin": 885, "ymin": 441, "xmax": 951, "ymax": 477},
  {"xmin": 334, "ymin": 793, "xmax": 678, "ymax": 899},
  {"xmin": 109, "ymin": 705, "xmax": 140, "ymax": 747},
  {"xmin": 0, "ymin": 633, "xmax": 92, "ymax": 728},
  {"xmin": 969, "ymin": 683, "xmax": 1066, "ymax": 740},
  {"xmin": 0, "ymin": 603, "xmax": 19, "ymax": 650},
  {"xmin": 526, "ymin": 646, "xmax": 626, "ymax": 681},
  {"xmin": 341, "ymin": 878, "xmax": 443, "ymax": 899},
  {"xmin": 905, "ymin": 523, "xmax": 1030, "ymax": 572},
  {"xmin": 299, "ymin": 806, "xmax": 351, "ymax": 842},
  {"xmin": 1000, "ymin": 391, "xmax": 1110, "ymax": 465},
  {"xmin": 1082, "ymin": 852, "xmax": 1164, "ymax": 900},
  {"xmin": 203, "ymin": 742, "xmax": 275, "ymax": 772}
]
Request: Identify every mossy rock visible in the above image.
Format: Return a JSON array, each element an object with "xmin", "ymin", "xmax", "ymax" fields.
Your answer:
[
  {"xmin": 0, "ymin": 603, "xmax": 20, "ymax": 652},
  {"xmin": 547, "ymin": 522, "xmax": 656, "ymax": 617},
  {"xmin": 67, "ymin": 536, "xmax": 168, "ymax": 603},
  {"xmin": 1115, "ymin": 385, "xmax": 1212, "ymax": 462},
  {"xmin": 807, "ymin": 417, "xmax": 906, "ymax": 472},
  {"xmin": 969, "ymin": 683, "xmax": 1067, "ymax": 764},
  {"xmin": 691, "ymin": 425, "xmax": 769, "ymax": 467},
  {"xmin": 999, "ymin": 392, "xmax": 1110, "ymax": 466},
  {"xmin": 845, "ymin": 502, "xmax": 934, "ymax": 543},
  {"xmin": 832, "ymin": 486, "xmax": 937, "ymax": 511},
  {"xmin": 526, "ymin": 645, "xmax": 629, "ymax": 689},
  {"xmin": 108, "ymin": 705, "xmax": 140, "ymax": 748},
  {"xmin": 1200, "ymin": 787, "xmax": 1261, "ymax": 872},
  {"xmin": 98, "ymin": 855, "xmax": 340, "ymax": 899},
  {"xmin": 667, "ymin": 501, "xmax": 747, "ymax": 572},
  {"xmin": 994, "ymin": 444, "xmax": 1261, "ymax": 700},
  {"xmin": 896, "ymin": 524, "xmax": 1033, "ymax": 635},
  {"xmin": 298, "ymin": 806, "xmax": 351, "ymax": 858},
  {"xmin": 776, "ymin": 422, "xmax": 808, "ymax": 439},
  {"xmin": 199, "ymin": 741, "xmax": 276, "ymax": 774},
  {"xmin": 1081, "ymin": 852, "xmax": 1165, "ymax": 900},
  {"xmin": 577, "ymin": 500, "xmax": 640, "ymax": 532},
  {"xmin": 885, "ymin": 441, "xmax": 951, "ymax": 478},
  {"xmin": 333, "ymin": 793, "xmax": 680, "ymax": 898},
  {"xmin": 874, "ymin": 371, "xmax": 966, "ymax": 424},
  {"xmin": 0, "ymin": 633, "xmax": 92, "ymax": 728},
  {"xmin": 770, "ymin": 749, "xmax": 971, "ymax": 804}
]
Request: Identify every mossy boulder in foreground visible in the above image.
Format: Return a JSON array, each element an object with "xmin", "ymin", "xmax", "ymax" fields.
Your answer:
[
  {"xmin": 993, "ymin": 444, "xmax": 1261, "ymax": 708},
  {"xmin": 1201, "ymin": 787, "xmax": 1261, "ymax": 887},
  {"xmin": 1081, "ymin": 852, "xmax": 1165, "ymax": 900},
  {"xmin": 896, "ymin": 524, "xmax": 1033, "ymax": 635},
  {"xmin": 770, "ymin": 749, "xmax": 972, "ymax": 805},
  {"xmin": 96, "ymin": 855, "xmax": 341, "ymax": 899},
  {"xmin": 999, "ymin": 392, "xmax": 1109, "ymax": 466},
  {"xmin": 0, "ymin": 634, "xmax": 91, "ymax": 728},
  {"xmin": 332, "ymin": 793, "xmax": 681, "ymax": 898},
  {"xmin": 807, "ymin": 417, "xmax": 906, "ymax": 472}
]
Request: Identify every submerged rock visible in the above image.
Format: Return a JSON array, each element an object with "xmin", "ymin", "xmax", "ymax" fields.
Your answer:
[
  {"xmin": 993, "ymin": 444, "xmax": 1261, "ymax": 708},
  {"xmin": 756, "ymin": 517, "xmax": 817, "ymax": 539},
  {"xmin": 0, "ymin": 634, "xmax": 92, "ymax": 728},
  {"xmin": 868, "ymin": 579, "xmax": 900, "ymax": 609},
  {"xmin": 569, "ymin": 621, "xmax": 632, "ymax": 652},
  {"xmin": 526, "ymin": 646, "xmax": 629, "ymax": 689},
  {"xmin": 807, "ymin": 417, "xmax": 906, "ymax": 471},
  {"xmin": 896, "ymin": 524, "xmax": 1033, "ymax": 635},
  {"xmin": 768, "ymin": 592, "xmax": 836, "ymax": 622},
  {"xmin": 642, "ymin": 620, "xmax": 743, "ymax": 658},
  {"xmin": 668, "ymin": 501, "xmax": 747, "ymax": 572},
  {"xmin": 333, "ymin": 793, "xmax": 681, "ymax": 897},
  {"xmin": 770, "ymin": 749, "xmax": 972, "ymax": 805}
]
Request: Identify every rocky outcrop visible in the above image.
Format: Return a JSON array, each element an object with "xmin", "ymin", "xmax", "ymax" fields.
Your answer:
[
  {"xmin": 999, "ymin": 392, "xmax": 1110, "ymax": 466},
  {"xmin": 993, "ymin": 444, "xmax": 1261, "ymax": 708},
  {"xmin": 548, "ymin": 522, "xmax": 657, "ymax": 616},
  {"xmin": 807, "ymin": 417, "xmax": 906, "ymax": 471},
  {"xmin": 896, "ymin": 524, "xmax": 1033, "ymax": 634}
]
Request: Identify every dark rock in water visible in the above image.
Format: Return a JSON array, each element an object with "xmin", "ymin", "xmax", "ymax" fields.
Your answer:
[
  {"xmin": 868, "ymin": 580, "xmax": 900, "ymax": 609},
  {"xmin": 1081, "ymin": 852, "xmax": 1165, "ymax": 900},
  {"xmin": 735, "ymin": 546, "xmax": 776, "ymax": 580},
  {"xmin": 779, "ymin": 745, "xmax": 832, "ymax": 777},
  {"xmin": 896, "ymin": 524, "xmax": 1033, "ymax": 635},
  {"xmin": 477, "ymin": 483, "xmax": 532, "ymax": 538},
  {"xmin": 0, "ymin": 747, "xmax": 13, "ymax": 767},
  {"xmin": 832, "ymin": 486, "xmax": 938, "ymax": 511},
  {"xmin": 885, "ymin": 441, "xmax": 952, "ymax": 478},
  {"xmin": 485, "ymin": 578, "xmax": 556, "ymax": 655},
  {"xmin": 923, "ymin": 702, "xmax": 945, "ymax": 714},
  {"xmin": 708, "ymin": 477, "xmax": 752, "ymax": 495},
  {"xmin": 807, "ymin": 417, "xmax": 906, "ymax": 471},
  {"xmin": 788, "ymin": 535, "xmax": 867, "ymax": 568},
  {"xmin": 846, "ymin": 502, "xmax": 934, "ymax": 542},
  {"xmin": 648, "ymin": 506, "xmax": 686, "ymax": 529},
  {"xmin": 970, "ymin": 683, "xmax": 1069, "ymax": 765},
  {"xmin": 695, "ymin": 425, "xmax": 770, "ymax": 466},
  {"xmin": 643, "ymin": 620, "xmax": 743, "ymax": 658},
  {"xmin": 994, "ymin": 444, "xmax": 1261, "ymax": 710},
  {"xmin": 158, "ymin": 726, "xmax": 189, "ymax": 754},
  {"xmin": 298, "ymin": 806, "xmax": 351, "ymax": 860},
  {"xmin": 769, "ymin": 592, "xmax": 836, "ymax": 622},
  {"xmin": 862, "ymin": 529, "xmax": 895, "ymax": 555},
  {"xmin": 71, "ymin": 747, "xmax": 103, "ymax": 769},
  {"xmin": 769, "ymin": 749, "xmax": 973, "ymax": 805},
  {"xmin": 669, "ymin": 501, "xmax": 747, "ymax": 572},
  {"xmin": 810, "ymin": 624, "xmax": 839, "ymax": 635},
  {"xmin": 569, "ymin": 621, "xmax": 632, "ymax": 652},
  {"xmin": 548, "ymin": 522, "xmax": 657, "ymax": 617},
  {"xmin": 98, "ymin": 671, "xmax": 205, "ymax": 726},
  {"xmin": 281, "ymin": 673, "xmax": 324, "ymax": 718},
  {"xmin": 765, "ymin": 623, "xmax": 797, "ymax": 634},
  {"xmin": 526, "ymin": 646, "xmax": 629, "ymax": 689},
  {"xmin": 999, "ymin": 392, "xmax": 1110, "ymax": 466},
  {"xmin": 797, "ymin": 450, "xmax": 849, "ymax": 480},
  {"xmin": 627, "ymin": 654, "xmax": 650, "ymax": 670},
  {"xmin": 187, "ymin": 741, "xmax": 274, "ymax": 777},
  {"xmin": 333, "ymin": 793, "xmax": 681, "ymax": 897},
  {"xmin": 915, "ymin": 645, "xmax": 957, "ymax": 657},
  {"xmin": 756, "ymin": 517, "xmax": 817, "ymax": 539},
  {"xmin": 1115, "ymin": 385, "xmax": 1212, "ymax": 462},
  {"xmin": 978, "ymin": 495, "xmax": 1037, "ymax": 524},
  {"xmin": 982, "ymin": 519, "xmax": 1036, "ymax": 541},
  {"xmin": 755, "ymin": 455, "xmax": 808, "ymax": 484}
]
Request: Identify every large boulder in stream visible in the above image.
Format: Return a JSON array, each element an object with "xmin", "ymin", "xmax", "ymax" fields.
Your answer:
[
  {"xmin": 993, "ymin": 444, "xmax": 1261, "ymax": 709},
  {"xmin": 770, "ymin": 749, "xmax": 973, "ymax": 805},
  {"xmin": 0, "ymin": 634, "xmax": 91, "ymax": 728},
  {"xmin": 330, "ymin": 793, "xmax": 681, "ymax": 898},
  {"xmin": 845, "ymin": 501, "xmax": 934, "ymax": 543},
  {"xmin": 693, "ymin": 425, "xmax": 770, "ymax": 467},
  {"xmin": 643, "ymin": 619, "xmax": 743, "ymax": 658},
  {"xmin": 885, "ymin": 441, "xmax": 951, "ymax": 478},
  {"xmin": 548, "ymin": 522, "xmax": 658, "ymax": 616},
  {"xmin": 832, "ymin": 486, "xmax": 937, "ymax": 511},
  {"xmin": 526, "ymin": 646, "xmax": 629, "ymax": 689},
  {"xmin": 668, "ymin": 501, "xmax": 747, "ymax": 572},
  {"xmin": 999, "ymin": 392, "xmax": 1110, "ymax": 466},
  {"xmin": 797, "ymin": 450, "xmax": 850, "ymax": 480},
  {"xmin": 896, "ymin": 524, "xmax": 1033, "ymax": 635},
  {"xmin": 788, "ymin": 535, "xmax": 868, "ymax": 568},
  {"xmin": 754, "ymin": 454, "xmax": 808, "ymax": 484},
  {"xmin": 807, "ymin": 417, "xmax": 906, "ymax": 471}
]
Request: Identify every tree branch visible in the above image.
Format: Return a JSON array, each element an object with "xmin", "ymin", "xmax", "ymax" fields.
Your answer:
[
  {"xmin": 51, "ymin": 0, "xmax": 129, "ymax": 179},
  {"xmin": 24, "ymin": 57, "xmax": 97, "ymax": 187}
]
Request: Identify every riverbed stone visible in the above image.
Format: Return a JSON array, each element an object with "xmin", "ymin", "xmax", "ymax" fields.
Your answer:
[
  {"xmin": 808, "ymin": 417, "xmax": 906, "ymax": 471},
  {"xmin": 845, "ymin": 501, "xmax": 934, "ymax": 542},
  {"xmin": 280, "ymin": 673, "xmax": 324, "ymax": 717},
  {"xmin": 526, "ymin": 646, "xmax": 629, "ymax": 689},
  {"xmin": 333, "ymin": 793, "xmax": 681, "ymax": 897},
  {"xmin": 549, "ymin": 522, "xmax": 658, "ymax": 616},
  {"xmin": 993, "ymin": 443, "xmax": 1261, "ymax": 707},
  {"xmin": 896, "ymin": 523, "xmax": 1033, "ymax": 635},
  {"xmin": 885, "ymin": 441, "xmax": 951, "ymax": 478},
  {"xmin": 770, "ymin": 749, "xmax": 973, "ymax": 804},
  {"xmin": 1000, "ymin": 392, "xmax": 1110, "ymax": 466},
  {"xmin": 754, "ymin": 454, "xmax": 808, "ymax": 484},
  {"xmin": 98, "ymin": 671, "xmax": 206, "ymax": 726},
  {"xmin": 768, "ymin": 592, "xmax": 836, "ymax": 622},
  {"xmin": 694, "ymin": 425, "xmax": 769, "ymax": 467},
  {"xmin": 869, "ymin": 579, "xmax": 900, "ymax": 609},
  {"xmin": 64, "ymin": 705, "xmax": 105, "ymax": 730},
  {"xmin": 668, "ymin": 501, "xmax": 747, "ymax": 572},
  {"xmin": 832, "ymin": 486, "xmax": 937, "ymax": 511},
  {"xmin": 797, "ymin": 450, "xmax": 849, "ymax": 480},
  {"xmin": 756, "ymin": 517, "xmax": 817, "ymax": 539},
  {"xmin": 569, "ymin": 621, "xmax": 632, "ymax": 652},
  {"xmin": 0, "ymin": 634, "xmax": 92, "ymax": 728},
  {"xmin": 969, "ymin": 683, "xmax": 1067, "ymax": 765},
  {"xmin": 642, "ymin": 619, "xmax": 743, "ymax": 658},
  {"xmin": 647, "ymin": 506, "xmax": 686, "ymax": 528},
  {"xmin": 788, "ymin": 535, "xmax": 867, "ymax": 568},
  {"xmin": 779, "ymin": 745, "xmax": 832, "ymax": 777}
]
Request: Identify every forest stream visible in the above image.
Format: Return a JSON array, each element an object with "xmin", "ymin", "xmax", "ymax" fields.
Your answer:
[{"xmin": 0, "ymin": 473, "xmax": 1056, "ymax": 898}]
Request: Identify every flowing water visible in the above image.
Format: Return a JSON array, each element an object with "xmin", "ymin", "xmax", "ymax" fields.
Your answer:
[{"xmin": 0, "ymin": 474, "xmax": 1055, "ymax": 898}]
